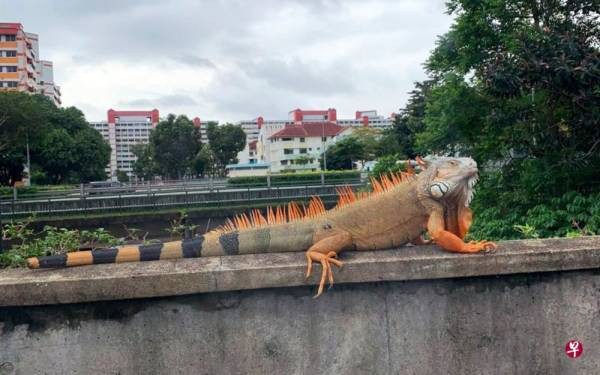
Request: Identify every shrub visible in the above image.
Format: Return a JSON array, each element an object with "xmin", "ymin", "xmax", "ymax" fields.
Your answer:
[{"xmin": 1, "ymin": 218, "xmax": 124, "ymax": 268}]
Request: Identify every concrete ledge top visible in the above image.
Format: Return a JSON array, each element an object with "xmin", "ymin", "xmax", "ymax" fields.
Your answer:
[{"xmin": 1, "ymin": 236, "xmax": 599, "ymax": 306}]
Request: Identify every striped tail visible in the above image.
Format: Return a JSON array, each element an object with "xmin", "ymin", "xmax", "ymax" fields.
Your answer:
[{"xmin": 26, "ymin": 236, "xmax": 205, "ymax": 269}]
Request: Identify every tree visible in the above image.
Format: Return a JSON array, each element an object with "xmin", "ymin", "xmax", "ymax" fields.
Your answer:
[
  {"xmin": 206, "ymin": 122, "xmax": 246, "ymax": 176},
  {"xmin": 71, "ymin": 127, "xmax": 111, "ymax": 182},
  {"xmin": 150, "ymin": 114, "xmax": 202, "ymax": 179},
  {"xmin": 371, "ymin": 154, "xmax": 406, "ymax": 177},
  {"xmin": 349, "ymin": 127, "xmax": 380, "ymax": 164},
  {"xmin": 411, "ymin": 0, "xmax": 600, "ymax": 239},
  {"xmin": 390, "ymin": 80, "xmax": 433, "ymax": 158},
  {"xmin": 38, "ymin": 128, "xmax": 76, "ymax": 184},
  {"xmin": 0, "ymin": 92, "xmax": 49, "ymax": 185},
  {"xmin": 0, "ymin": 93, "xmax": 110, "ymax": 185},
  {"xmin": 116, "ymin": 170, "xmax": 130, "ymax": 183},
  {"xmin": 193, "ymin": 144, "xmax": 216, "ymax": 177},
  {"xmin": 131, "ymin": 143, "xmax": 158, "ymax": 181},
  {"xmin": 321, "ymin": 137, "xmax": 365, "ymax": 170}
]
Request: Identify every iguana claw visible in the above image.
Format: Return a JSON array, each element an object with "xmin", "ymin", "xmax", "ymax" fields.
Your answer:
[{"xmin": 306, "ymin": 250, "xmax": 343, "ymax": 298}]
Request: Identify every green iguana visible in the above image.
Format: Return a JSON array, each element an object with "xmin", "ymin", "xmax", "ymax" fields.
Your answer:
[{"xmin": 27, "ymin": 156, "xmax": 497, "ymax": 297}]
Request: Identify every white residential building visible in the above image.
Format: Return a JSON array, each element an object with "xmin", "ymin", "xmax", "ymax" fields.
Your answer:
[
  {"xmin": 266, "ymin": 122, "xmax": 351, "ymax": 173},
  {"xmin": 0, "ymin": 23, "xmax": 61, "ymax": 106},
  {"xmin": 249, "ymin": 108, "xmax": 394, "ymax": 174},
  {"xmin": 90, "ymin": 109, "xmax": 159, "ymax": 179}
]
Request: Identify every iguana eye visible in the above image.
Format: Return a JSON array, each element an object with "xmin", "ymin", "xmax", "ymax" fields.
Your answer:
[{"xmin": 448, "ymin": 160, "xmax": 458, "ymax": 166}]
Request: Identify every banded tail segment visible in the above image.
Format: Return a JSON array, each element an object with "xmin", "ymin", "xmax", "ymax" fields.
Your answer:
[{"xmin": 26, "ymin": 236, "xmax": 205, "ymax": 269}]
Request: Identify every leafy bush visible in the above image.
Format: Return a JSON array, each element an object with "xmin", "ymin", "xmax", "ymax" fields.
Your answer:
[
  {"xmin": 469, "ymin": 185, "xmax": 600, "ymax": 241},
  {"xmin": 0, "ymin": 185, "xmax": 39, "ymax": 198},
  {"xmin": 1, "ymin": 218, "xmax": 124, "ymax": 268},
  {"xmin": 228, "ymin": 170, "xmax": 360, "ymax": 185},
  {"xmin": 370, "ymin": 155, "xmax": 406, "ymax": 178}
]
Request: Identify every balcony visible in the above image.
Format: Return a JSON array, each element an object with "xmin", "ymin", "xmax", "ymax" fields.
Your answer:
[
  {"xmin": 0, "ymin": 41, "xmax": 17, "ymax": 49},
  {"xmin": 0, "ymin": 57, "xmax": 17, "ymax": 64}
]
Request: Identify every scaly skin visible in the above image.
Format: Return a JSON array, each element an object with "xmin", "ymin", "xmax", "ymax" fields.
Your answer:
[{"xmin": 27, "ymin": 157, "xmax": 497, "ymax": 297}]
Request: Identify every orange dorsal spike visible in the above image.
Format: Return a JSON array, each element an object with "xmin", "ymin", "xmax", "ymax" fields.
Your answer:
[
  {"xmin": 276, "ymin": 206, "xmax": 284, "ymax": 224},
  {"xmin": 371, "ymin": 176, "xmax": 384, "ymax": 193},
  {"xmin": 406, "ymin": 162, "xmax": 415, "ymax": 176},
  {"xmin": 267, "ymin": 207, "xmax": 275, "ymax": 224}
]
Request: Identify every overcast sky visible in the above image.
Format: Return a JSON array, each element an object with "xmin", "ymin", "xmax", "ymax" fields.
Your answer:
[{"xmin": 4, "ymin": 0, "xmax": 453, "ymax": 122}]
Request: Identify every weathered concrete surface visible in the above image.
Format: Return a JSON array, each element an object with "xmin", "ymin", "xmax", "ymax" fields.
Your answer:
[
  {"xmin": 0, "ymin": 236, "xmax": 599, "ymax": 306},
  {"xmin": 0, "ymin": 269, "xmax": 598, "ymax": 374}
]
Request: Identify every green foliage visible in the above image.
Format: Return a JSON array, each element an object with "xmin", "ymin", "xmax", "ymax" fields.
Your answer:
[
  {"xmin": 388, "ymin": 0, "xmax": 600, "ymax": 241},
  {"xmin": 150, "ymin": 114, "xmax": 202, "ymax": 179},
  {"xmin": 116, "ymin": 170, "xmax": 130, "ymax": 183},
  {"xmin": 131, "ymin": 143, "xmax": 158, "ymax": 181},
  {"xmin": 370, "ymin": 155, "xmax": 406, "ymax": 177},
  {"xmin": 0, "ymin": 92, "xmax": 110, "ymax": 185},
  {"xmin": 321, "ymin": 137, "xmax": 364, "ymax": 170},
  {"xmin": 1, "ymin": 218, "xmax": 123, "ymax": 268},
  {"xmin": 0, "ymin": 185, "xmax": 38, "ymax": 198},
  {"xmin": 469, "ymin": 190, "xmax": 600, "ymax": 241},
  {"xmin": 193, "ymin": 144, "xmax": 216, "ymax": 177},
  {"xmin": 165, "ymin": 210, "xmax": 200, "ymax": 239},
  {"xmin": 228, "ymin": 170, "xmax": 360, "ymax": 185},
  {"xmin": 207, "ymin": 122, "xmax": 246, "ymax": 176}
]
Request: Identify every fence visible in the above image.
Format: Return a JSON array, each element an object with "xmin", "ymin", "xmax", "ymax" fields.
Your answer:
[{"xmin": 0, "ymin": 182, "xmax": 366, "ymax": 220}]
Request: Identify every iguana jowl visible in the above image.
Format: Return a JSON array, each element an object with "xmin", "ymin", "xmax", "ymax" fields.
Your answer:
[{"xmin": 27, "ymin": 157, "xmax": 497, "ymax": 297}]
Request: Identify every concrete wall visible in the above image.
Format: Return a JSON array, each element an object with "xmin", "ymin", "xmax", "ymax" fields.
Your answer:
[
  {"xmin": 0, "ymin": 270, "xmax": 597, "ymax": 374},
  {"xmin": 0, "ymin": 237, "xmax": 599, "ymax": 374}
]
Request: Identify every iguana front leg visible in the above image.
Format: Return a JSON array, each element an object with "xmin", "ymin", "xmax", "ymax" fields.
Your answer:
[
  {"xmin": 427, "ymin": 210, "xmax": 496, "ymax": 253},
  {"xmin": 305, "ymin": 231, "xmax": 352, "ymax": 297}
]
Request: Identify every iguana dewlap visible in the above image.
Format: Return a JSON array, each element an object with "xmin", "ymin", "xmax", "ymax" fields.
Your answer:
[{"xmin": 27, "ymin": 157, "xmax": 496, "ymax": 297}]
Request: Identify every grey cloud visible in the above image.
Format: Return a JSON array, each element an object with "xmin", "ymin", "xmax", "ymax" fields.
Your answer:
[
  {"xmin": 119, "ymin": 94, "xmax": 198, "ymax": 108},
  {"xmin": 6, "ymin": 0, "xmax": 453, "ymax": 122},
  {"xmin": 171, "ymin": 55, "xmax": 216, "ymax": 69},
  {"xmin": 241, "ymin": 58, "xmax": 355, "ymax": 95}
]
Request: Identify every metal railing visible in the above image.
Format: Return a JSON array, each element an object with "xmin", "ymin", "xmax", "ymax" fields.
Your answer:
[
  {"xmin": 0, "ymin": 177, "xmax": 364, "ymax": 202},
  {"xmin": 0, "ymin": 181, "xmax": 367, "ymax": 219}
]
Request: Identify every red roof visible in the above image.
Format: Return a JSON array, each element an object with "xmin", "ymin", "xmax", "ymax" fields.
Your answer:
[
  {"xmin": 107, "ymin": 109, "xmax": 159, "ymax": 123},
  {"xmin": 269, "ymin": 122, "xmax": 346, "ymax": 139}
]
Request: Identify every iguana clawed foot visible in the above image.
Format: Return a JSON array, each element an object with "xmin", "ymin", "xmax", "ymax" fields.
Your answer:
[
  {"xmin": 465, "ymin": 240, "xmax": 497, "ymax": 253},
  {"xmin": 306, "ymin": 250, "xmax": 344, "ymax": 298}
]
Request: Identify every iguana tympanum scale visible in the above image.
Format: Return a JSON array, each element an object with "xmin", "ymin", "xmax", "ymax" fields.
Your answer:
[{"xmin": 27, "ymin": 157, "xmax": 497, "ymax": 297}]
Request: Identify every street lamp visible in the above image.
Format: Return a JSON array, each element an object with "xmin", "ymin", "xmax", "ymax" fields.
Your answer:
[{"xmin": 321, "ymin": 122, "xmax": 327, "ymax": 184}]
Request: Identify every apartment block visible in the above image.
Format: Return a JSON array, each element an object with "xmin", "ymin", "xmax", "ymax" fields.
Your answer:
[
  {"xmin": 192, "ymin": 117, "xmax": 219, "ymax": 144},
  {"xmin": 90, "ymin": 109, "xmax": 159, "ymax": 179},
  {"xmin": 232, "ymin": 108, "xmax": 394, "ymax": 174},
  {"xmin": 0, "ymin": 23, "xmax": 61, "ymax": 106},
  {"xmin": 266, "ymin": 122, "xmax": 351, "ymax": 173}
]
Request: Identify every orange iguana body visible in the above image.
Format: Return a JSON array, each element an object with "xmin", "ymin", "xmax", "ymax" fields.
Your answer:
[{"xmin": 27, "ymin": 157, "xmax": 496, "ymax": 296}]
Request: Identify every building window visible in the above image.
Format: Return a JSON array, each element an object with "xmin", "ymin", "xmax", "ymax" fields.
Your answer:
[
  {"xmin": 5, "ymin": 35, "xmax": 16, "ymax": 41},
  {"xmin": 299, "ymin": 148, "xmax": 307, "ymax": 154},
  {"xmin": 7, "ymin": 81, "xmax": 17, "ymax": 88},
  {"xmin": 281, "ymin": 160, "xmax": 288, "ymax": 165},
  {"xmin": 300, "ymin": 137, "xmax": 305, "ymax": 142},
  {"xmin": 321, "ymin": 137, "xmax": 327, "ymax": 142},
  {"xmin": 6, "ymin": 66, "xmax": 17, "ymax": 72},
  {"xmin": 6, "ymin": 50, "xmax": 16, "ymax": 57},
  {"xmin": 284, "ymin": 149, "xmax": 294, "ymax": 155},
  {"xmin": 282, "ymin": 137, "xmax": 293, "ymax": 141}
]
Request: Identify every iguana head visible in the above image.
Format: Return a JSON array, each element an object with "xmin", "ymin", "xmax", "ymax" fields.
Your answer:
[{"xmin": 419, "ymin": 156, "xmax": 478, "ymax": 207}]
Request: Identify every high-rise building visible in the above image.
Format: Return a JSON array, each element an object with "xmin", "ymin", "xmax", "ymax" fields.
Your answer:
[
  {"xmin": 192, "ymin": 117, "xmax": 218, "ymax": 144},
  {"xmin": 90, "ymin": 109, "xmax": 159, "ymax": 179},
  {"xmin": 38, "ymin": 60, "xmax": 61, "ymax": 106},
  {"xmin": 0, "ymin": 23, "xmax": 61, "ymax": 106}
]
